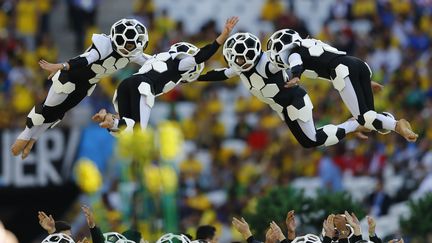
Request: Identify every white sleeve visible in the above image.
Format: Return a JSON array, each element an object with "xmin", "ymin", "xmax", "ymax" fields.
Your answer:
[
  {"xmin": 288, "ymin": 53, "xmax": 303, "ymax": 67},
  {"xmin": 81, "ymin": 49, "xmax": 100, "ymax": 65},
  {"xmin": 223, "ymin": 67, "xmax": 238, "ymax": 78},
  {"xmin": 178, "ymin": 56, "xmax": 197, "ymax": 71},
  {"xmin": 130, "ymin": 53, "xmax": 152, "ymax": 66}
]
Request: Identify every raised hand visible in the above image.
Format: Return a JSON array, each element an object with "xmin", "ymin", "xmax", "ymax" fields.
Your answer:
[
  {"xmin": 269, "ymin": 221, "xmax": 285, "ymax": 241},
  {"xmin": 216, "ymin": 16, "xmax": 239, "ymax": 44},
  {"xmin": 344, "ymin": 211, "xmax": 361, "ymax": 235},
  {"xmin": 371, "ymin": 81, "xmax": 384, "ymax": 93},
  {"xmin": 284, "ymin": 77, "xmax": 300, "ymax": 88},
  {"xmin": 367, "ymin": 215, "xmax": 376, "ymax": 236},
  {"xmin": 81, "ymin": 205, "xmax": 96, "ymax": 228},
  {"xmin": 323, "ymin": 214, "xmax": 336, "ymax": 238},
  {"xmin": 77, "ymin": 237, "xmax": 90, "ymax": 243},
  {"xmin": 92, "ymin": 109, "xmax": 115, "ymax": 129},
  {"xmin": 38, "ymin": 211, "xmax": 56, "ymax": 234},
  {"xmin": 39, "ymin": 59, "xmax": 64, "ymax": 79},
  {"xmin": 285, "ymin": 210, "xmax": 296, "ymax": 240},
  {"xmin": 232, "ymin": 217, "xmax": 252, "ymax": 240}
]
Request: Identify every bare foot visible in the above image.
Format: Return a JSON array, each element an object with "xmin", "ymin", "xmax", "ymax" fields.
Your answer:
[
  {"xmin": 21, "ymin": 139, "xmax": 36, "ymax": 159},
  {"xmin": 395, "ymin": 119, "xmax": 418, "ymax": 142},
  {"xmin": 11, "ymin": 139, "xmax": 29, "ymax": 156}
]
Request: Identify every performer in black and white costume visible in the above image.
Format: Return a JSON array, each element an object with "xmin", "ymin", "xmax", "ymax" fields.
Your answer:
[
  {"xmin": 266, "ymin": 29, "xmax": 418, "ymax": 142},
  {"xmin": 11, "ymin": 18, "xmax": 150, "ymax": 159},
  {"xmin": 198, "ymin": 32, "xmax": 365, "ymax": 148},
  {"xmin": 92, "ymin": 17, "xmax": 239, "ymax": 133}
]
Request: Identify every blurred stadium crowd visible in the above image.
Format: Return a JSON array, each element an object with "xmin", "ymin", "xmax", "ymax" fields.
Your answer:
[{"xmin": 1, "ymin": 0, "xmax": 432, "ymax": 242}]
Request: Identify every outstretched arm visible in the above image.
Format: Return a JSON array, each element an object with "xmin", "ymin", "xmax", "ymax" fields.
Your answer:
[
  {"xmin": 193, "ymin": 16, "xmax": 239, "ymax": 64},
  {"xmin": 39, "ymin": 46, "xmax": 100, "ymax": 79},
  {"xmin": 197, "ymin": 67, "xmax": 238, "ymax": 81}
]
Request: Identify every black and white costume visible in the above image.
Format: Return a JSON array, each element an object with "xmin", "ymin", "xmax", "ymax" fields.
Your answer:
[
  {"xmin": 268, "ymin": 29, "xmax": 397, "ymax": 134},
  {"xmin": 17, "ymin": 34, "xmax": 149, "ymax": 141},
  {"xmin": 198, "ymin": 49, "xmax": 359, "ymax": 148},
  {"xmin": 110, "ymin": 41, "xmax": 220, "ymax": 133}
]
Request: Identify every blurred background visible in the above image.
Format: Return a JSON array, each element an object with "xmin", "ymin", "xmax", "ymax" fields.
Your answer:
[{"xmin": 1, "ymin": 0, "xmax": 432, "ymax": 242}]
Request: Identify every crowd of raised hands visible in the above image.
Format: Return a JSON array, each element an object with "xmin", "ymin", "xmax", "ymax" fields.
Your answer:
[
  {"xmin": 36, "ymin": 206, "xmax": 406, "ymax": 243},
  {"xmin": 232, "ymin": 210, "xmax": 404, "ymax": 243}
]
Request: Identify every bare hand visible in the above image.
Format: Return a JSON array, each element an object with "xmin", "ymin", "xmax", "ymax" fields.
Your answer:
[
  {"xmin": 77, "ymin": 237, "xmax": 90, "ymax": 243},
  {"xmin": 81, "ymin": 205, "xmax": 96, "ymax": 228},
  {"xmin": 388, "ymin": 239, "xmax": 404, "ymax": 243},
  {"xmin": 323, "ymin": 214, "xmax": 335, "ymax": 238},
  {"xmin": 344, "ymin": 211, "xmax": 361, "ymax": 235},
  {"xmin": 265, "ymin": 227, "xmax": 278, "ymax": 243},
  {"xmin": 38, "ymin": 211, "xmax": 56, "ymax": 234},
  {"xmin": 216, "ymin": 16, "xmax": 239, "ymax": 44},
  {"xmin": 371, "ymin": 81, "xmax": 384, "ymax": 93},
  {"xmin": 92, "ymin": 109, "xmax": 115, "ymax": 129},
  {"xmin": 284, "ymin": 77, "xmax": 300, "ymax": 88},
  {"xmin": 285, "ymin": 210, "xmax": 296, "ymax": 239},
  {"xmin": 270, "ymin": 221, "xmax": 285, "ymax": 241},
  {"xmin": 232, "ymin": 217, "xmax": 252, "ymax": 240},
  {"xmin": 367, "ymin": 215, "xmax": 376, "ymax": 235},
  {"xmin": 39, "ymin": 59, "xmax": 62, "ymax": 79}
]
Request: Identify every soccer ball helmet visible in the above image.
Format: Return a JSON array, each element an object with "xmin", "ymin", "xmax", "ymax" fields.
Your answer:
[
  {"xmin": 223, "ymin": 32, "xmax": 261, "ymax": 72},
  {"xmin": 104, "ymin": 232, "xmax": 128, "ymax": 243},
  {"xmin": 42, "ymin": 233, "xmax": 75, "ymax": 243},
  {"xmin": 169, "ymin": 42, "xmax": 204, "ymax": 82},
  {"xmin": 267, "ymin": 29, "xmax": 302, "ymax": 69},
  {"xmin": 110, "ymin": 18, "xmax": 148, "ymax": 57},
  {"xmin": 156, "ymin": 233, "xmax": 191, "ymax": 243},
  {"xmin": 292, "ymin": 234, "xmax": 321, "ymax": 243}
]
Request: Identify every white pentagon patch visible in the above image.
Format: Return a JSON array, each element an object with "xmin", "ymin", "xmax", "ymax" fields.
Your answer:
[
  {"xmin": 301, "ymin": 39, "xmax": 315, "ymax": 48},
  {"xmin": 115, "ymin": 58, "xmax": 129, "ymax": 69},
  {"xmin": 332, "ymin": 77, "xmax": 345, "ymax": 91},
  {"xmin": 28, "ymin": 107, "xmax": 45, "ymax": 126},
  {"xmin": 156, "ymin": 52, "xmax": 171, "ymax": 61},
  {"xmin": 138, "ymin": 82, "xmax": 155, "ymax": 107},
  {"xmin": 87, "ymin": 84, "xmax": 97, "ymax": 96},
  {"xmin": 308, "ymin": 45, "xmax": 324, "ymax": 57},
  {"xmin": 250, "ymin": 88, "xmax": 269, "ymax": 104},
  {"xmin": 162, "ymin": 81, "xmax": 177, "ymax": 93},
  {"xmin": 53, "ymin": 79, "xmax": 76, "ymax": 94},
  {"xmin": 102, "ymin": 57, "xmax": 116, "ymax": 69},
  {"xmin": 151, "ymin": 61, "xmax": 168, "ymax": 73},
  {"xmin": 112, "ymin": 89, "xmax": 119, "ymax": 113},
  {"xmin": 363, "ymin": 110, "xmax": 378, "ymax": 130},
  {"xmin": 138, "ymin": 63, "xmax": 152, "ymax": 74},
  {"xmin": 322, "ymin": 124, "xmax": 339, "ymax": 146},
  {"xmin": 335, "ymin": 64, "xmax": 350, "ymax": 78},
  {"xmin": 287, "ymin": 95, "xmax": 313, "ymax": 122},
  {"xmin": 91, "ymin": 64, "xmax": 106, "ymax": 75},
  {"xmin": 302, "ymin": 69, "xmax": 318, "ymax": 79},
  {"xmin": 249, "ymin": 73, "xmax": 265, "ymax": 89},
  {"xmin": 88, "ymin": 77, "xmax": 99, "ymax": 84},
  {"xmin": 239, "ymin": 74, "xmax": 251, "ymax": 89},
  {"xmin": 261, "ymin": 83, "xmax": 279, "ymax": 98},
  {"xmin": 331, "ymin": 64, "xmax": 350, "ymax": 91}
]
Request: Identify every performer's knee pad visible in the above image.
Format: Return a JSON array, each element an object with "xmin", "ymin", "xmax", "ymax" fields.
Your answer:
[
  {"xmin": 316, "ymin": 124, "xmax": 345, "ymax": 147},
  {"xmin": 286, "ymin": 93, "xmax": 313, "ymax": 122},
  {"xmin": 137, "ymin": 82, "xmax": 155, "ymax": 108},
  {"xmin": 359, "ymin": 110, "xmax": 382, "ymax": 131},
  {"xmin": 331, "ymin": 63, "xmax": 350, "ymax": 92}
]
